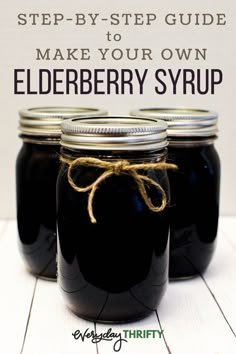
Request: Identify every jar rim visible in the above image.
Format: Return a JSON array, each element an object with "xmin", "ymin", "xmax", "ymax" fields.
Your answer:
[
  {"xmin": 18, "ymin": 106, "xmax": 108, "ymax": 137},
  {"xmin": 61, "ymin": 116, "xmax": 168, "ymax": 151},
  {"xmin": 130, "ymin": 107, "xmax": 218, "ymax": 137}
]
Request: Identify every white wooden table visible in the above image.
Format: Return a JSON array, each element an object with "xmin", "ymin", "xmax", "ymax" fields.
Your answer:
[{"xmin": 0, "ymin": 218, "xmax": 235, "ymax": 354}]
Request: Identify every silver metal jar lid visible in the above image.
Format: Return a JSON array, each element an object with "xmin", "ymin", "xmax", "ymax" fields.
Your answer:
[
  {"xmin": 130, "ymin": 108, "xmax": 218, "ymax": 137},
  {"xmin": 61, "ymin": 116, "xmax": 168, "ymax": 151},
  {"xmin": 19, "ymin": 107, "xmax": 108, "ymax": 137}
]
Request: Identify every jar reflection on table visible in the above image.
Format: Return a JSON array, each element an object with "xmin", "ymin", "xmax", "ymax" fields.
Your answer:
[
  {"xmin": 57, "ymin": 116, "xmax": 172, "ymax": 322},
  {"xmin": 16, "ymin": 107, "xmax": 107, "ymax": 279},
  {"xmin": 130, "ymin": 108, "xmax": 221, "ymax": 279}
]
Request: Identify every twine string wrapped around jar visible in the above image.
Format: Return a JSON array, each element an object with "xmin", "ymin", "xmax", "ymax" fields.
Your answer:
[{"xmin": 61, "ymin": 156, "xmax": 177, "ymax": 223}]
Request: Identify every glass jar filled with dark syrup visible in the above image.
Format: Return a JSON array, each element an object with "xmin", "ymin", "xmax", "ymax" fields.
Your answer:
[
  {"xmin": 131, "ymin": 108, "xmax": 220, "ymax": 279},
  {"xmin": 16, "ymin": 107, "xmax": 107, "ymax": 279},
  {"xmin": 57, "ymin": 116, "xmax": 172, "ymax": 322}
]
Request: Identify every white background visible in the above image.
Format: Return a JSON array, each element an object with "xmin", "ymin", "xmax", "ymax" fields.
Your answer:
[{"xmin": 0, "ymin": 0, "xmax": 235, "ymax": 218}]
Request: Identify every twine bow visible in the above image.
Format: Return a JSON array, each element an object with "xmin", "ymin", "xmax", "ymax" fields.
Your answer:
[{"xmin": 61, "ymin": 156, "xmax": 177, "ymax": 224}]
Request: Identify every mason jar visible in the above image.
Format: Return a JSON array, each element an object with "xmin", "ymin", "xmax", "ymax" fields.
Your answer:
[
  {"xmin": 57, "ymin": 116, "xmax": 174, "ymax": 322},
  {"xmin": 130, "ymin": 108, "xmax": 221, "ymax": 279},
  {"xmin": 16, "ymin": 107, "xmax": 107, "ymax": 279}
]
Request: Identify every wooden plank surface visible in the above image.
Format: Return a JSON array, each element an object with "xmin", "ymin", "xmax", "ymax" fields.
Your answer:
[
  {"xmin": 22, "ymin": 279, "xmax": 97, "ymax": 354},
  {"xmin": 201, "ymin": 221, "xmax": 236, "ymax": 334},
  {"xmin": 157, "ymin": 225, "xmax": 236, "ymax": 354},
  {"xmin": 0, "ymin": 218, "xmax": 236, "ymax": 354},
  {"xmin": 0, "ymin": 221, "xmax": 36, "ymax": 354},
  {"xmin": 158, "ymin": 274, "xmax": 235, "ymax": 354}
]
